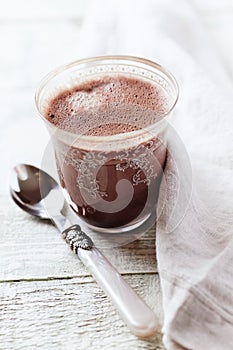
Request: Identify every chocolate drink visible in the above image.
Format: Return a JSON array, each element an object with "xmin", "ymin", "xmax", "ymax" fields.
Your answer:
[{"xmin": 45, "ymin": 76, "xmax": 170, "ymax": 228}]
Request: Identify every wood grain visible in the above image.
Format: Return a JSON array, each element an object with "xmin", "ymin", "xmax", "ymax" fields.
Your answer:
[
  {"xmin": 0, "ymin": 196, "xmax": 157, "ymax": 281},
  {"xmin": 0, "ymin": 275, "xmax": 164, "ymax": 350},
  {"xmin": 0, "ymin": 194, "xmax": 161, "ymax": 349}
]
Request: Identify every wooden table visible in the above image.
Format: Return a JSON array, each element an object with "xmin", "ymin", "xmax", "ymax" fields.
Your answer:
[
  {"xmin": 1, "ymin": 1, "xmax": 233, "ymax": 349},
  {"xmin": 0, "ymin": 196, "xmax": 164, "ymax": 349}
]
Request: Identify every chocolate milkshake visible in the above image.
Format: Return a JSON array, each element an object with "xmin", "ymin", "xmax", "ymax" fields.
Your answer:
[{"xmin": 44, "ymin": 75, "xmax": 170, "ymax": 228}]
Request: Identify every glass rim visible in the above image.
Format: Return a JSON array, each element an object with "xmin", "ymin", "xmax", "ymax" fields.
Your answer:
[{"xmin": 35, "ymin": 55, "xmax": 179, "ymax": 143}]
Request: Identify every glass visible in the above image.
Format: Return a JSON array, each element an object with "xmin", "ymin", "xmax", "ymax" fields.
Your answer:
[{"xmin": 35, "ymin": 56, "xmax": 178, "ymax": 233}]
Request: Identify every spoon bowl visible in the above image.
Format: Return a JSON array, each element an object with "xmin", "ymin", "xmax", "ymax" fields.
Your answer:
[{"xmin": 10, "ymin": 164, "xmax": 64, "ymax": 220}]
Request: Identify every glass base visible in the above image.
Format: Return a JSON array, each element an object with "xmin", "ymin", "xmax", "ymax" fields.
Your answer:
[
  {"xmin": 86, "ymin": 213, "xmax": 151, "ymax": 234},
  {"xmin": 83, "ymin": 212, "xmax": 157, "ymax": 247}
]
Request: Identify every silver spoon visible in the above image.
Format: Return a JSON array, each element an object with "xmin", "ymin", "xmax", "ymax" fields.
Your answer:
[{"xmin": 10, "ymin": 164, "xmax": 160, "ymax": 337}]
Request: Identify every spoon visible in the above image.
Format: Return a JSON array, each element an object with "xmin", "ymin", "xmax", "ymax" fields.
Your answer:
[{"xmin": 10, "ymin": 164, "xmax": 160, "ymax": 337}]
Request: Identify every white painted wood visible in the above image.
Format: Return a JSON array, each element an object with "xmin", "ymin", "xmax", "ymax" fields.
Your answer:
[
  {"xmin": 0, "ymin": 275, "xmax": 164, "ymax": 350},
  {"xmin": 0, "ymin": 196, "xmax": 157, "ymax": 281},
  {"xmin": 77, "ymin": 246, "xmax": 160, "ymax": 337}
]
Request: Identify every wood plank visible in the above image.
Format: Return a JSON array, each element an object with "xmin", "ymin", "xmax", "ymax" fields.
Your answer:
[
  {"xmin": 0, "ymin": 274, "xmax": 164, "ymax": 350},
  {"xmin": 0, "ymin": 196, "xmax": 157, "ymax": 281}
]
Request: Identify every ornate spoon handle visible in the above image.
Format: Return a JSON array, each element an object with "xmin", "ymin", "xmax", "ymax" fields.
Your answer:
[{"xmin": 62, "ymin": 225, "xmax": 160, "ymax": 337}]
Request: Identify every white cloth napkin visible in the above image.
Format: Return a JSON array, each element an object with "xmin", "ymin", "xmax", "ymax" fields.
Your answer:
[{"xmin": 78, "ymin": 0, "xmax": 233, "ymax": 348}]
